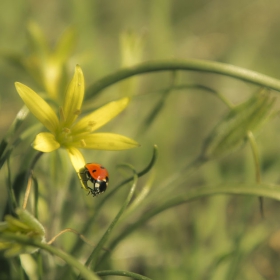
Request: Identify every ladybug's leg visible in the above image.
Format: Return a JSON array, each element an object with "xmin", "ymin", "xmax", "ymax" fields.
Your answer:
[
  {"xmin": 78, "ymin": 168, "xmax": 90, "ymax": 191},
  {"xmin": 85, "ymin": 170, "xmax": 91, "ymax": 180}
]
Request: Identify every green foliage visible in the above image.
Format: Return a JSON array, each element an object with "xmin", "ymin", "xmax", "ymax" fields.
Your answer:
[
  {"xmin": 201, "ymin": 89, "xmax": 275, "ymax": 160},
  {"xmin": 1, "ymin": 2, "xmax": 280, "ymax": 279}
]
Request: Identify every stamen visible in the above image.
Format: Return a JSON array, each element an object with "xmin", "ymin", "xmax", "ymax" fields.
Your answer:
[
  {"xmin": 74, "ymin": 109, "xmax": 81, "ymax": 116},
  {"xmin": 62, "ymin": 127, "xmax": 71, "ymax": 134},
  {"xmin": 88, "ymin": 121, "xmax": 96, "ymax": 127},
  {"xmin": 80, "ymin": 139, "xmax": 86, "ymax": 147},
  {"xmin": 59, "ymin": 107, "xmax": 65, "ymax": 122},
  {"xmin": 88, "ymin": 121, "xmax": 96, "ymax": 132}
]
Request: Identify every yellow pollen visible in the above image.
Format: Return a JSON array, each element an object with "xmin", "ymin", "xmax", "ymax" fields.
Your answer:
[
  {"xmin": 80, "ymin": 139, "xmax": 86, "ymax": 147},
  {"xmin": 74, "ymin": 109, "xmax": 81, "ymax": 116},
  {"xmin": 88, "ymin": 121, "xmax": 96, "ymax": 127},
  {"xmin": 62, "ymin": 127, "xmax": 71, "ymax": 133}
]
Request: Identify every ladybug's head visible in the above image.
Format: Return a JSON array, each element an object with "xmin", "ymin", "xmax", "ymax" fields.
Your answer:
[{"xmin": 89, "ymin": 179, "xmax": 108, "ymax": 197}]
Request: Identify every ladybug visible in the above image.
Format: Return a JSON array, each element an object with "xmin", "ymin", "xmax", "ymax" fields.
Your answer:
[{"xmin": 78, "ymin": 163, "xmax": 109, "ymax": 197}]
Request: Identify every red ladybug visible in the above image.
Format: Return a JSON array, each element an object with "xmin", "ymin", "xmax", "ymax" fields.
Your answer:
[{"xmin": 79, "ymin": 163, "xmax": 109, "ymax": 197}]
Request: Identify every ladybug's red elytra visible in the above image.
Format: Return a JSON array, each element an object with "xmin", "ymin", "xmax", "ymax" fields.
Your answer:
[{"xmin": 79, "ymin": 163, "xmax": 109, "ymax": 197}]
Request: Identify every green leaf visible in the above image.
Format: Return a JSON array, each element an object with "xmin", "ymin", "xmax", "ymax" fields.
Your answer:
[
  {"xmin": 0, "ymin": 106, "xmax": 30, "ymax": 169},
  {"xmin": 85, "ymin": 166, "xmax": 138, "ymax": 271},
  {"xmin": 96, "ymin": 269, "xmax": 153, "ymax": 280},
  {"xmin": 85, "ymin": 60, "xmax": 280, "ymax": 100},
  {"xmin": 15, "ymin": 209, "xmax": 45, "ymax": 237},
  {"xmin": 100, "ymin": 182, "xmax": 280, "ymax": 264},
  {"xmin": 201, "ymin": 90, "xmax": 275, "ymax": 159},
  {"xmin": 68, "ymin": 145, "xmax": 158, "ymax": 257},
  {"xmin": 0, "ymin": 233, "xmax": 101, "ymax": 280}
]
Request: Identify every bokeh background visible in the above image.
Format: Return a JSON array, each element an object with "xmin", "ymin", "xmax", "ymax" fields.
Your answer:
[{"xmin": 1, "ymin": 1, "xmax": 280, "ymax": 279}]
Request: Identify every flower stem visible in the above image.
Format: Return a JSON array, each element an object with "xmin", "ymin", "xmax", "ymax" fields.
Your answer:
[
  {"xmin": 69, "ymin": 145, "xmax": 158, "ymax": 257},
  {"xmin": 0, "ymin": 233, "xmax": 100, "ymax": 280},
  {"xmin": 100, "ymin": 182, "xmax": 280, "ymax": 264},
  {"xmin": 247, "ymin": 131, "xmax": 263, "ymax": 217},
  {"xmin": 86, "ymin": 59, "xmax": 280, "ymax": 98},
  {"xmin": 96, "ymin": 270, "xmax": 153, "ymax": 280},
  {"xmin": 84, "ymin": 169, "xmax": 138, "ymax": 271}
]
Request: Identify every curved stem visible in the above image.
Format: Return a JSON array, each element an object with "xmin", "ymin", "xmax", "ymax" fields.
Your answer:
[
  {"xmin": 0, "ymin": 233, "xmax": 100, "ymax": 280},
  {"xmin": 100, "ymin": 182, "xmax": 280, "ymax": 263},
  {"xmin": 6, "ymin": 157, "xmax": 17, "ymax": 212},
  {"xmin": 137, "ymin": 71, "xmax": 178, "ymax": 134},
  {"xmin": 33, "ymin": 176, "xmax": 39, "ymax": 219},
  {"xmin": 85, "ymin": 170, "xmax": 138, "ymax": 270},
  {"xmin": 21, "ymin": 152, "xmax": 43, "ymax": 213},
  {"xmin": 47, "ymin": 228, "xmax": 95, "ymax": 247},
  {"xmin": 69, "ymin": 145, "xmax": 158, "ymax": 257},
  {"xmin": 86, "ymin": 60, "xmax": 280, "ymax": 98},
  {"xmin": 247, "ymin": 131, "xmax": 261, "ymax": 184},
  {"xmin": 143, "ymin": 83, "xmax": 234, "ymax": 109},
  {"xmin": 96, "ymin": 270, "xmax": 153, "ymax": 280},
  {"xmin": 247, "ymin": 131, "xmax": 263, "ymax": 217}
]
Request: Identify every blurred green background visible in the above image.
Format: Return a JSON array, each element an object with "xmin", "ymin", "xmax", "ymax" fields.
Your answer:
[{"xmin": 1, "ymin": 0, "xmax": 280, "ymax": 279}]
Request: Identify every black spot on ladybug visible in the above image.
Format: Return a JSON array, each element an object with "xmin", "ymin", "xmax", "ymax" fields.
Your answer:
[
  {"xmin": 92, "ymin": 169, "xmax": 97, "ymax": 173},
  {"xmin": 100, "ymin": 166, "xmax": 105, "ymax": 169}
]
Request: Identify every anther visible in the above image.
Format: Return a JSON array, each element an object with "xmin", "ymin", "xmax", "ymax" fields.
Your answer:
[
  {"xmin": 80, "ymin": 139, "xmax": 86, "ymax": 147},
  {"xmin": 74, "ymin": 109, "xmax": 81, "ymax": 116},
  {"xmin": 88, "ymin": 121, "xmax": 96, "ymax": 127},
  {"xmin": 59, "ymin": 107, "xmax": 65, "ymax": 122},
  {"xmin": 62, "ymin": 127, "xmax": 71, "ymax": 133}
]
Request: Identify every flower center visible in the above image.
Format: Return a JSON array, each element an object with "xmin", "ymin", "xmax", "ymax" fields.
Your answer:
[{"xmin": 57, "ymin": 127, "xmax": 73, "ymax": 146}]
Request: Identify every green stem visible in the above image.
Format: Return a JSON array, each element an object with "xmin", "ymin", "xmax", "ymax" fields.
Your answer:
[
  {"xmin": 6, "ymin": 156, "xmax": 17, "ymax": 212},
  {"xmin": 247, "ymin": 131, "xmax": 261, "ymax": 184},
  {"xmin": 33, "ymin": 176, "xmax": 39, "ymax": 219},
  {"xmin": 247, "ymin": 131, "xmax": 263, "ymax": 217},
  {"xmin": 69, "ymin": 145, "xmax": 158, "ymax": 257},
  {"xmin": 146, "ymin": 83, "xmax": 234, "ymax": 109},
  {"xmin": 85, "ymin": 170, "xmax": 138, "ymax": 271},
  {"xmin": 100, "ymin": 182, "xmax": 280, "ymax": 263},
  {"xmin": 0, "ymin": 233, "xmax": 100, "ymax": 280},
  {"xmin": 96, "ymin": 270, "xmax": 153, "ymax": 280},
  {"xmin": 86, "ymin": 59, "xmax": 280, "ymax": 98},
  {"xmin": 138, "ymin": 71, "xmax": 178, "ymax": 134}
]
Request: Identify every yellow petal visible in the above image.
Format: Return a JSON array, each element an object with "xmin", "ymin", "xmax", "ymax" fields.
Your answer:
[
  {"xmin": 33, "ymin": 132, "xmax": 60, "ymax": 152},
  {"xmin": 15, "ymin": 82, "xmax": 59, "ymax": 134},
  {"xmin": 71, "ymin": 98, "xmax": 129, "ymax": 134},
  {"xmin": 62, "ymin": 65, "xmax": 84, "ymax": 127},
  {"xmin": 67, "ymin": 147, "xmax": 86, "ymax": 172},
  {"xmin": 74, "ymin": 133, "xmax": 140, "ymax": 150}
]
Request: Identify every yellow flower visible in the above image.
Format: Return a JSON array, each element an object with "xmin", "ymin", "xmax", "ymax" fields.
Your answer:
[
  {"xmin": 0, "ymin": 208, "xmax": 45, "ymax": 257},
  {"xmin": 15, "ymin": 65, "xmax": 139, "ymax": 173},
  {"xmin": 17, "ymin": 21, "xmax": 76, "ymax": 101}
]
